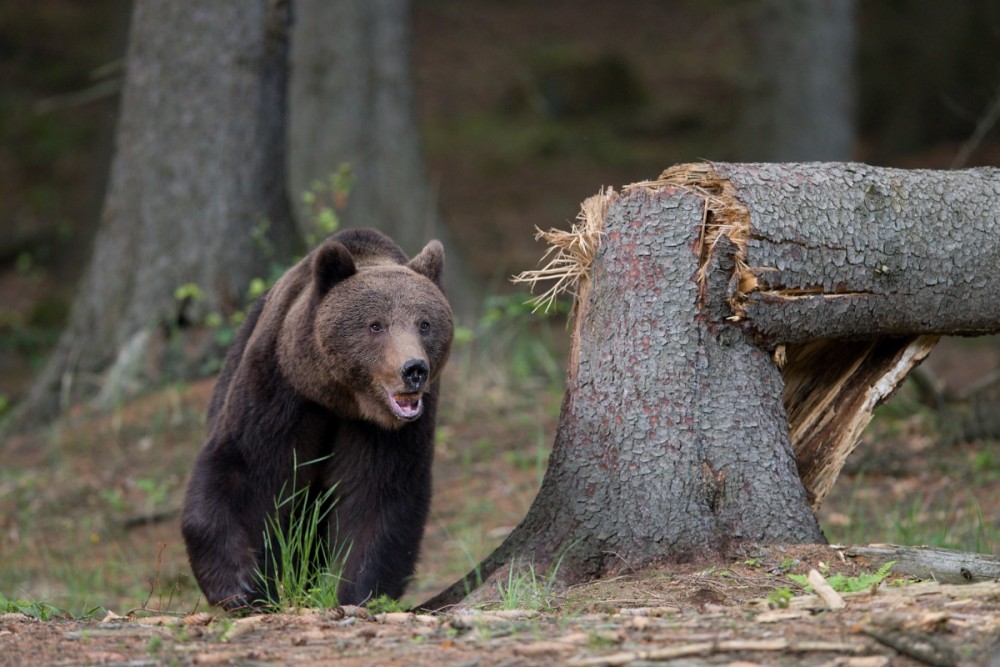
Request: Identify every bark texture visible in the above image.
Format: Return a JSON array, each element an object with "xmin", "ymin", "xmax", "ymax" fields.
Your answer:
[
  {"xmin": 15, "ymin": 0, "xmax": 299, "ymax": 426},
  {"xmin": 289, "ymin": 0, "xmax": 477, "ymax": 315},
  {"xmin": 716, "ymin": 163, "xmax": 1000, "ymax": 340},
  {"xmin": 424, "ymin": 162, "xmax": 1000, "ymax": 609}
]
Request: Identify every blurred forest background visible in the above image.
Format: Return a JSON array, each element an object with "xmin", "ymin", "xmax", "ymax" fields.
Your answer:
[
  {"xmin": 1, "ymin": 0, "xmax": 1000, "ymax": 613},
  {"xmin": 1, "ymin": 0, "xmax": 999, "ymax": 411}
]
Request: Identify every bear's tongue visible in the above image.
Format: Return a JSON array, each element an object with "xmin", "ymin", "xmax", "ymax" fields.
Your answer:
[{"xmin": 391, "ymin": 392, "xmax": 423, "ymax": 420}]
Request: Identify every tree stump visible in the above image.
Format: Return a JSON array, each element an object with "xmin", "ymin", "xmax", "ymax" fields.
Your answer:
[{"xmin": 424, "ymin": 162, "xmax": 1000, "ymax": 609}]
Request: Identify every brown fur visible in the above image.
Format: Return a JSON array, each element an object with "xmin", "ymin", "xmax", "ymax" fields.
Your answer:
[{"xmin": 182, "ymin": 228, "xmax": 453, "ymax": 610}]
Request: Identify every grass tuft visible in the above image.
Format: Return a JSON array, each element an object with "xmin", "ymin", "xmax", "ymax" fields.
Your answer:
[
  {"xmin": 495, "ymin": 556, "xmax": 563, "ymax": 611},
  {"xmin": 255, "ymin": 455, "xmax": 349, "ymax": 611}
]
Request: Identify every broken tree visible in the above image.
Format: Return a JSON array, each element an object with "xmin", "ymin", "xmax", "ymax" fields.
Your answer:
[{"xmin": 425, "ymin": 161, "xmax": 1000, "ymax": 609}]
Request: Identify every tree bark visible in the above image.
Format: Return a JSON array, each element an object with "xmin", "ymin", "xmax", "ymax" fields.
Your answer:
[
  {"xmin": 289, "ymin": 0, "xmax": 478, "ymax": 316},
  {"xmin": 13, "ymin": 0, "xmax": 300, "ymax": 427},
  {"xmin": 424, "ymin": 162, "xmax": 1000, "ymax": 609}
]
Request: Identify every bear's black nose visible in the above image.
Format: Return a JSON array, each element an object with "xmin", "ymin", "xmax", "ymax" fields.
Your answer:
[{"xmin": 402, "ymin": 359, "xmax": 429, "ymax": 390}]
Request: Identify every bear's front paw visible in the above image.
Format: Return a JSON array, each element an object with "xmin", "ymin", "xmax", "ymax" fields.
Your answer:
[
  {"xmin": 216, "ymin": 579, "xmax": 268, "ymax": 612},
  {"xmin": 217, "ymin": 579, "xmax": 267, "ymax": 613}
]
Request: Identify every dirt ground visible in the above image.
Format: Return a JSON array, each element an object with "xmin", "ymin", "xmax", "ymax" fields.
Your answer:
[
  {"xmin": 2, "ymin": 366, "xmax": 1000, "ymax": 665},
  {"xmin": 4, "ymin": 544, "xmax": 1000, "ymax": 666}
]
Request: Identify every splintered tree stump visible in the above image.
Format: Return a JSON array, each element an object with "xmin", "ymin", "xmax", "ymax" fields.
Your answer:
[{"xmin": 423, "ymin": 162, "xmax": 1000, "ymax": 610}]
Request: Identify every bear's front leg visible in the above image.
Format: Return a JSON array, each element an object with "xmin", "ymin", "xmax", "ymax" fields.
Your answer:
[
  {"xmin": 181, "ymin": 441, "xmax": 273, "ymax": 611},
  {"xmin": 333, "ymin": 484, "xmax": 430, "ymax": 605}
]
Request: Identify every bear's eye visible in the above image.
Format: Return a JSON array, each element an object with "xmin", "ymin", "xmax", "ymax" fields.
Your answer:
[
  {"xmin": 369, "ymin": 322, "xmax": 383, "ymax": 333},
  {"xmin": 418, "ymin": 321, "xmax": 430, "ymax": 333}
]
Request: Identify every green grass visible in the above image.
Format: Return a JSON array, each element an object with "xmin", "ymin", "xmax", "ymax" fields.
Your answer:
[
  {"xmin": 0, "ymin": 590, "xmax": 104, "ymax": 620},
  {"xmin": 495, "ymin": 557, "xmax": 563, "ymax": 612},
  {"xmin": 823, "ymin": 484, "xmax": 999, "ymax": 554},
  {"xmin": 366, "ymin": 594, "xmax": 408, "ymax": 614},
  {"xmin": 822, "ymin": 383, "xmax": 1000, "ymax": 555},
  {"xmin": 255, "ymin": 455, "xmax": 349, "ymax": 611}
]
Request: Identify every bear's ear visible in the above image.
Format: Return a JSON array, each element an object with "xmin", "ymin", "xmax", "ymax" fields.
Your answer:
[
  {"xmin": 407, "ymin": 240, "xmax": 445, "ymax": 286},
  {"xmin": 312, "ymin": 240, "xmax": 356, "ymax": 294}
]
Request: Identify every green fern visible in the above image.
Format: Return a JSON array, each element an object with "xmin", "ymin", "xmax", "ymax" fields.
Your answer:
[{"xmin": 788, "ymin": 560, "xmax": 896, "ymax": 593}]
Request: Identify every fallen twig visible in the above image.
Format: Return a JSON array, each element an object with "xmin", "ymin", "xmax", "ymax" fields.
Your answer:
[
  {"xmin": 864, "ymin": 627, "xmax": 959, "ymax": 667},
  {"xmin": 807, "ymin": 568, "xmax": 847, "ymax": 610},
  {"xmin": 567, "ymin": 638, "xmax": 866, "ymax": 666},
  {"xmin": 122, "ymin": 507, "xmax": 181, "ymax": 529}
]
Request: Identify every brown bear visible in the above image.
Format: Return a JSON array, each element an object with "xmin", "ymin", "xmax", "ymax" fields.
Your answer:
[{"xmin": 181, "ymin": 228, "xmax": 453, "ymax": 610}]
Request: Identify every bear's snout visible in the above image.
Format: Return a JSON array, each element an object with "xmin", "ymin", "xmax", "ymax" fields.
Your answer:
[{"xmin": 401, "ymin": 358, "xmax": 429, "ymax": 391}]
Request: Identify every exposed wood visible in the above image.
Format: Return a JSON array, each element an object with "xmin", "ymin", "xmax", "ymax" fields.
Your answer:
[
  {"xmin": 845, "ymin": 544, "xmax": 1000, "ymax": 585},
  {"xmin": 778, "ymin": 578, "xmax": 1000, "ymax": 613},
  {"xmin": 807, "ymin": 569, "xmax": 846, "ymax": 610},
  {"xmin": 782, "ymin": 336, "xmax": 938, "ymax": 508}
]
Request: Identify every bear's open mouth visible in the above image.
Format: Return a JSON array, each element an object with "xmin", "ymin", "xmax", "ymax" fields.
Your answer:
[{"xmin": 388, "ymin": 391, "xmax": 424, "ymax": 420}]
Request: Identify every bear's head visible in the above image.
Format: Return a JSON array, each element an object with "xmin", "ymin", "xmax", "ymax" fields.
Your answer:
[{"xmin": 278, "ymin": 236, "xmax": 454, "ymax": 430}]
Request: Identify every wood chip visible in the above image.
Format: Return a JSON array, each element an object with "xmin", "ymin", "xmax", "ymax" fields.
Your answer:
[
  {"xmin": 377, "ymin": 612, "xmax": 413, "ymax": 624},
  {"xmin": 192, "ymin": 651, "xmax": 242, "ymax": 665},
  {"xmin": 488, "ymin": 609, "xmax": 540, "ymax": 619},
  {"xmin": 755, "ymin": 609, "xmax": 810, "ymax": 623},
  {"xmin": 513, "ymin": 640, "xmax": 576, "ymax": 656},
  {"xmin": 615, "ymin": 606, "xmax": 680, "ymax": 617},
  {"xmin": 808, "ymin": 569, "xmax": 846, "ymax": 610},
  {"xmin": 182, "ymin": 612, "xmax": 215, "ymax": 626},
  {"xmin": 413, "ymin": 614, "xmax": 440, "ymax": 625},
  {"xmin": 220, "ymin": 614, "xmax": 268, "ymax": 641},
  {"xmin": 137, "ymin": 615, "xmax": 181, "ymax": 626}
]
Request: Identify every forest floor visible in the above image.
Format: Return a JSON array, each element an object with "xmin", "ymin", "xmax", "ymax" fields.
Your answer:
[
  {"xmin": 3, "ymin": 345, "xmax": 1000, "ymax": 665},
  {"xmin": 4, "ymin": 555, "xmax": 1000, "ymax": 667}
]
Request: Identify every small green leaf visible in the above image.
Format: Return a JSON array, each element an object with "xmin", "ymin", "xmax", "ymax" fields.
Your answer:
[
  {"xmin": 175, "ymin": 283, "xmax": 205, "ymax": 302},
  {"xmin": 247, "ymin": 278, "xmax": 267, "ymax": 300}
]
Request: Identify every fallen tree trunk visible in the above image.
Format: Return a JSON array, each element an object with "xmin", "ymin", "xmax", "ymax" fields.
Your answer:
[
  {"xmin": 700, "ymin": 162, "xmax": 999, "ymax": 506},
  {"xmin": 424, "ymin": 162, "xmax": 1000, "ymax": 610},
  {"xmin": 845, "ymin": 544, "xmax": 1000, "ymax": 585}
]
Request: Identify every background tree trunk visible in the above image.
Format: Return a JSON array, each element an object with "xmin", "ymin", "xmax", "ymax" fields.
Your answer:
[
  {"xmin": 13, "ymin": 0, "xmax": 300, "ymax": 427},
  {"xmin": 737, "ymin": 0, "xmax": 856, "ymax": 161},
  {"xmin": 289, "ymin": 0, "xmax": 477, "ymax": 316},
  {"xmin": 424, "ymin": 162, "xmax": 1000, "ymax": 609}
]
